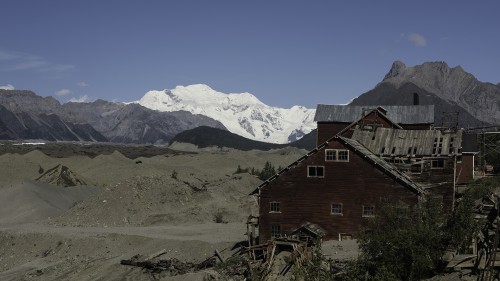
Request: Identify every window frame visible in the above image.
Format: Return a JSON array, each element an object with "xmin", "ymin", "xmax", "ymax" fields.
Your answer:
[
  {"xmin": 431, "ymin": 159, "xmax": 445, "ymax": 169},
  {"xmin": 325, "ymin": 149, "xmax": 349, "ymax": 162},
  {"xmin": 271, "ymin": 224, "xmax": 281, "ymax": 238},
  {"xmin": 307, "ymin": 165, "xmax": 325, "ymax": 178},
  {"xmin": 269, "ymin": 201, "xmax": 281, "ymax": 213},
  {"xmin": 331, "ymin": 203, "xmax": 343, "ymax": 215},
  {"xmin": 362, "ymin": 205, "xmax": 375, "ymax": 217}
]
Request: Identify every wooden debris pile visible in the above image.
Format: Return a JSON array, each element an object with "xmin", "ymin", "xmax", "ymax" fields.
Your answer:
[
  {"xmin": 121, "ymin": 221, "xmax": 326, "ymax": 280},
  {"xmin": 235, "ymin": 222, "xmax": 326, "ymax": 280},
  {"xmin": 120, "ymin": 249, "xmax": 217, "ymax": 275}
]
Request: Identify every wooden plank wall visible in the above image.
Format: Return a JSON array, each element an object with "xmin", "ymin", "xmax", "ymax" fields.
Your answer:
[{"xmin": 259, "ymin": 140, "xmax": 420, "ymax": 242}]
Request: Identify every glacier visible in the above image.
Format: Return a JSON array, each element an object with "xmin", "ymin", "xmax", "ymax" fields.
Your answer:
[{"xmin": 136, "ymin": 84, "xmax": 316, "ymax": 144}]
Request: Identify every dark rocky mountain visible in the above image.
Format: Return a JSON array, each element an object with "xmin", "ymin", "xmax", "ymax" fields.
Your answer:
[
  {"xmin": 63, "ymin": 101, "xmax": 226, "ymax": 144},
  {"xmin": 0, "ymin": 90, "xmax": 63, "ymax": 116},
  {"xmin": 0, "ymin": 90, "xmax": 226, "ymax": 144},
  {"xmin": 0, "ymin": 103, "xmax": 107, "ymax": 141},
  {"xmin": 170, "ymin": 126, "xmax": 316, "ymax": 151},
  {"xmin": 351, "ymin": 61, "xmax": 500, "ymax": 128},
  {"xmin": 350, "ymin": 82, "xmax": 486, "ymax": 128}
]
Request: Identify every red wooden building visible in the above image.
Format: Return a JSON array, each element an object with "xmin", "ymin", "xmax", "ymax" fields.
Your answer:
[{"xmin": 252, "ymin": 105, "xmax": 476, "ymax": 242}]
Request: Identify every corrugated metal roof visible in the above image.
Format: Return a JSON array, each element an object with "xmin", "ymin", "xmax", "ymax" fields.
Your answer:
[
  {"xmin": 351, "ymin": 127, "xmax": 462, "ymax": 156},
  {"xmin": 314, "ymin": 105, "xmax": 435, "ymax": 124}
]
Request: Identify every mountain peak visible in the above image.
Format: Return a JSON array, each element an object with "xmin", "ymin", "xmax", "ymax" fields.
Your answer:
[
  {"xmin": 383, "ymin": 61, "xmax": 407, "ymax": 80},
  {"xmin": 175, "ymin": 84, "xmax": 214, "ymax": 93},
  {"xmin": 137, "ymin": 84, "xmax": 316, "ymax": 144},
  {"xmin": 376, "ymin": 61, "xmax": 500, "ymax": 125}
]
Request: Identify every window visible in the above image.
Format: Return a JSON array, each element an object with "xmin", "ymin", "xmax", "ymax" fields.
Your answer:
[
  {"xmin": 325, "ymin": 149, "xmax": 349, "ymax": 162},
  {"xmin": 338, "ymin": 150, "xmax": 349, "ymax": 161},
  {"xmin": 362, "ymin": 205, "xmax": 375, "ymax": 217},
  {"xmin": 271, "ymin": 224, "xmax": 281, "ymax": 238},
  {"xmin": 331, "ymin": 203, "xmax": 343, "ymax": 215},
  {"xmin": 270, "ymin": 202, "xmax": 280, "ymax": 213},
  {"xmin": 308, "ymin": 166, "xmax": 325, "ymax": 177},
  {"xmin": 431, "ymin": 159, "xmax": 445, "ymax": 169},
  {"xmin": 325, "ymin": 150, "xmax": 337, "ymax": 161}
]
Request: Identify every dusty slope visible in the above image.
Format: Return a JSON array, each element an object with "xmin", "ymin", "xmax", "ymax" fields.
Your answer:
[
  {"xmin": 0, "ymin": 182, "xmax": 97, "ymax": 225},
  {"xmin": 0, "ymin": 145, "xmax": 308, "ymax": 280}
]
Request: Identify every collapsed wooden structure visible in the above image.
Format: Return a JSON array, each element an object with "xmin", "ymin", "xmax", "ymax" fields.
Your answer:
[{"xmin": 251, "ymin": 104, "xmax": 478, "ymax": 242}]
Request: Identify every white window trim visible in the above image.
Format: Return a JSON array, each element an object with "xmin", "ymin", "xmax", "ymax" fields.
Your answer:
[
  {"xmin": 325, "ymin": 149, "xmax": 349, "ymax": 162},
  {"xmin": 269, "ymin": 201, "xmax": 281, "ymax": 213},
  {"xmin": 362, "ymin": 205, "xmax": 375, "ymax": 217},
  {"xmin": 331, "ymin": 203, "xmax": 343, "ymax": 215}
]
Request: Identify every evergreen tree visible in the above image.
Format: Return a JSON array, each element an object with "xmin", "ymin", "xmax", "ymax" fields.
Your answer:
[{"xmin": 259, "ymin": 161, "xmax": 276, "ymax": 180}]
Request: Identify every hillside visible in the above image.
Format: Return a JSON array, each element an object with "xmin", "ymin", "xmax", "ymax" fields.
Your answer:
[{"xmin": 170, "ymin": 126, "xmax": 316, "ymax": 151}]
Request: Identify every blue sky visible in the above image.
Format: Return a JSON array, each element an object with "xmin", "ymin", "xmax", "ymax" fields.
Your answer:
[{"xmin": 1, "ymin": 0, "xmax": 499, "ymax": 108}]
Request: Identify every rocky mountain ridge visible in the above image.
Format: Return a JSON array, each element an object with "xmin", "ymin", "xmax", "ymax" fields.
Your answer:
[
  {"xmin": 0, "ymin": 94, "xmax": 106, "ymax": 142},
  {"xmin": 1, "ymin": 61, "xmax": 499, "ymax": 145},
  {"xmin": 379, "ymin": 61, "xmax": 500, "ymax": 125},
  {"xmin": 0, "ymin": 90, "xmax": 225, "ymax": 144}
]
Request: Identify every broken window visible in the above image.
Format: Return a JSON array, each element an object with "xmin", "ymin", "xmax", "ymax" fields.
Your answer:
[
  {"xmin": 271, "ymin": 224, "xmax": 281, "ymax": 238},
  {"xmin": 270, "ymin": 202, "xmax": 280, "ymax": 213},
  {"xmin": 308, "ymin": 166, "xmax": 325, "ymax": 177},
  {"xmin": 431, "ymin": 159, "xmax": 445, "ymax": 169},
  {"xmin": 331, "ymin": 203, "xmax": 343, "ymax": 215},
  {"xmin": 449, "ymin": 138, "xmax": 455, "ymax": 154},
  {"xmin": 325, "ymin": 149, "xmax": 349, "ymax": 162},
  {"xmin": 362, "ymin": 205, "xmax": 375, "ymax": 217}
]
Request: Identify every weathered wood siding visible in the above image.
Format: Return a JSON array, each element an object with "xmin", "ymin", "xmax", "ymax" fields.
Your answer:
[
  {"xmin": 258, "ymin": 140, "xmax": 420, "ymax": 242},
  {"xmin": 406, "ymin": 158, "xmax": 455, "ymax": 211},
  {"xmin": 316, "ymin": 122, "xmax": 349, "ymax": 145},
  {"xmin": 456, "ymin": 154, "xmax": 474, "ymax": 185}
]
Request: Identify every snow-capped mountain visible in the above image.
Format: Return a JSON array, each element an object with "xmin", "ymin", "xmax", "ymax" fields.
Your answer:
[{"xmin": 136, "ymin": 84, "xmax": 316, "ymax": 144}]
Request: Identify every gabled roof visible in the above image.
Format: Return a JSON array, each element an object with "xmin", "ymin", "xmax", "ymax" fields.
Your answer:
[
  {"xmin": 250, "ymin": 134, "xmax": 425, "ymax": 196},
  {"xmin": 351, "ymin": 127, "xmax": 463, "ymax": 156},
  {"xmin": 336, "ymin": 107, "xmax": 403, "ymax": 136},
  {"xmin": 314, "ymin": 104, "xmax": 434, "ymax": 124}
]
